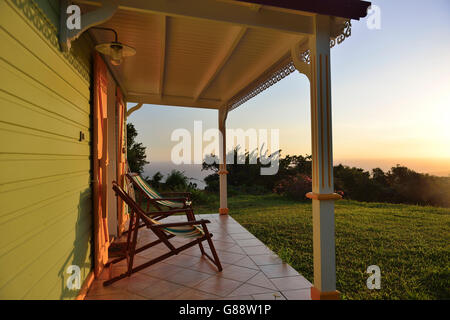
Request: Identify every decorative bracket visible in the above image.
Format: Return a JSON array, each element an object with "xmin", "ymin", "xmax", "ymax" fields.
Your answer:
[
  {"xmin": 59, "ymin": 0, "xmax": 119, "ymax": 52},
  {"xmin": 291, "ymin": 40, "xmax": 311, "ymax": 80},
  {"xmin": 219, "ymin": 105, "xmax": 228, "ymax": 127},
  {"xmin": 126, "ymin": 103, "xmax": 143, "ymax": 118}
]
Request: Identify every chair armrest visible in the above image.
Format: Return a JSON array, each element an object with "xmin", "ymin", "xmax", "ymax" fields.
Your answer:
[
  {"xmin": 161, "ymin": 192, "xmax": 191, "ymax": 197},
  {"xmin": 151, "ymin": 197, "xmax": 187, "ymax": 202},
  {"xmin": 145, "ymin": 208, "xmax": 191, "ymax": 216},
  {"xmin": 153, "ymin": 219, "xmax": 210, "ymax": 228},
  {"xmin": 138, "ymin": 209, "xmax": 188, "ymax": 226},
  {"xmin": 137, "ymin": 191, "xmax": 188, "ymax": 203}
]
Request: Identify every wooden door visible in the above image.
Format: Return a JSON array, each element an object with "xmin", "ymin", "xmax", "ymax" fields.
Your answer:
[
  {"xmin": 93, "ymin": 53, "xmax": 109, "ymax": 276},
  {"xmin": 116, "ymin": 88, "xmax": 128, "ymax": 236}
]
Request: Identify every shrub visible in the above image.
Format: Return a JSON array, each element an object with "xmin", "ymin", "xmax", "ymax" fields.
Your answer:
[
  {"xmin": 273, "ymin": 174, "xmax": 312, "ymax": 200},
  {"xmin": 190, "ymin": 189, "xmax": 218, "ymax": 205},
  {"xmin": 165, "ymin": 170, "xmax": 189, "ymax": 190}
]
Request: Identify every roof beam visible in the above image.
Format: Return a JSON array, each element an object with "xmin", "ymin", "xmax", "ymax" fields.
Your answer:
[
  {"xmin": 158, "ymin": 15, "xmax": 167, "ymax": 97},
  {"xmin": 127, "ymin": 92, "xmax": 221, "ymax": 109},
  {"xmin": 75, "ymin": 0, "xmax": 314, "ymax": 35},
  {"xmin": 193, "ymin": 27, "xmax": 247, "ymax": 101},
  {"xmin": 236, "ymin": 0, "xmax": 371, "ymax": 20}
]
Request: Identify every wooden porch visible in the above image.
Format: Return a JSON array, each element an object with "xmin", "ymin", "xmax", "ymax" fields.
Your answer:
[
  {"xmin": 70, "ymin": 0, "xmax": 371, "ymax": 299},
  {"xmin": 86, "ymin": 214, "xmax": 311, "ymax": 300}
]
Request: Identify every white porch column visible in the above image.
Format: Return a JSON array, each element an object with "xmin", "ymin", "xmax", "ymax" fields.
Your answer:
[
  {"xmin": 292, "ymin": 15, "xmax": 342, "ymax": 300},
  {"xmin": 218, "ymin": 107, "xmax": 228, "ymax": 215}
]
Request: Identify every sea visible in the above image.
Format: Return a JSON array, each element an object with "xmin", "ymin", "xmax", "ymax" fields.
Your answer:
[{"xmin": 143, "ymin": 158, "xmax": 450, "ymax": 190}]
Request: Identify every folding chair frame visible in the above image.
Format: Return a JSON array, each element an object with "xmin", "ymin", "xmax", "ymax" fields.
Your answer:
[
  {"xmin": 104, "ymin": 181, "xmax": 222, "ymax": 286},
  {"xmin": 122, "ymin": 173, "xmax": 195, "ymax": 235},
  {"xmin": 127, "ymin": 172, "xmax": 192, "ymax": 212}
]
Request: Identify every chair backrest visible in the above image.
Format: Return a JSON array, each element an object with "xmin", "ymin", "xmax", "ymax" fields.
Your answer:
[
  {"xmin": 126, "ymin": 175, "xmax": 136, "ymax": 202},
  {"xmin": 127, "ymin": 173, "xmax": 163, "ymax": 199},
  {"xmin": 112, "ymin": 181, "xmax": 153, "ymax": 227},
  {"xmin": 112, "ymin": 181, "xmax": 203, "ymax": 239},
  {"xmin": 127, "ymin": 173, "xmax": 184, "ymax": 208}
]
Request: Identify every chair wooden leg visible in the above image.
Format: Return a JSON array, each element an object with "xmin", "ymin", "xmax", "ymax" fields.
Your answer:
[
  {"xmin": 155, "ymin": 228, "xmax": 177, "ymax": 252},
  {"xmin": 125, "ymin": 211, "xmax": 135, "ymax": 248},
  {"xmin": 122, "ymin": 222, "xmax": 146, "ymax": 235},
  {"xmin": 207, "ymin": 237, "xmax": 222, "ymax": 271},
  {"xmin": 202, "ymin": 224, "xmax": 222, "ymax": 271},
  {"xmin": 185, "ymin": 208, "xmax": 195, "ymax": 221},
  {"xmin": 108, "ymin": 234, "xmax": 176, "ymax": 265},
  {"xmin": 198, "ymin": 242, "xmax": 206, "ymax": 255},
  {"xmin": 194, "ymin": 211, "xmax": 206, "ymax": 255},
  {"xmin": 104, "ymin": 237, "xmax": 204, "ymax": 286},
  {"xmin": 126, "ymin": 215, "xmax": 140, "ymax": 275}
]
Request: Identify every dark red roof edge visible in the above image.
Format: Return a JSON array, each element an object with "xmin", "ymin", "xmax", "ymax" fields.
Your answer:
[{"xmin": 236, "ymin": 0, "xmax": 372, "ymax": 20}]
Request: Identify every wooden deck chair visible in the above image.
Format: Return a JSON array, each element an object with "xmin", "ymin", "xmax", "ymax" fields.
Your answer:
[
  {"xmin": 104, "ymin": 181, "xmax": 222, "ymax": 286},
  {"xmin": 127, "ymin": 172, "xmax": 192, "ymax": 212},
  {"xmin": 123, "ymin": 173, "xmax": 197, "ymax": 233}
]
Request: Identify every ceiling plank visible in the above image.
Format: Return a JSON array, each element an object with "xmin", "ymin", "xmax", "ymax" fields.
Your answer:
[
  {"xmin": 127, "ymin": 92, "xmax": 221, "ymax": 109},
  {"xmin": 193, "ymin": 27, "xmax": 247, "ymax": 101},
  {"xmin": 223, "ymin": 51, "xmax": 292, "ymax": 110},
  {"xmin": 75, "ymin": 0, "xmax": 314, "ymax": 35},
  {"xmin": 158, "ymin": 15, "xmax": 167, "ymax": 97}
]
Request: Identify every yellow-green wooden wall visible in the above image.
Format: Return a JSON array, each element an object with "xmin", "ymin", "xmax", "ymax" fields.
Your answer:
[{"xmin": 0, "ymin": 0, "xmax": 93, "ymax": 299}]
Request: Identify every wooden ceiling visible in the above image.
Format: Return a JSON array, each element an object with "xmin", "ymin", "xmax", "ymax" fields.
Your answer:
[{"xmin": 78, "ymin": 0, "xmax": 356, "ymax": 110}]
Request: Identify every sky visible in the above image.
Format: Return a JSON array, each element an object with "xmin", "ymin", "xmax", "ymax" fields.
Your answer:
[{"xmin": 128, "ymin": 0, "xmax": 450, "ymax": 179}]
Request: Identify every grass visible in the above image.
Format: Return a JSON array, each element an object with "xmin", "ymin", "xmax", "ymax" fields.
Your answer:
[{"xmin": 195, "ymin": 194, "xmax": 450, "ymax": 300}]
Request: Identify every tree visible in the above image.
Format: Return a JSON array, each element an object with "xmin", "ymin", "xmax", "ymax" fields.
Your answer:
[
  {"xmin": 148, "ymin": 171, "xmax": 163, "ymax": 189},
  {"xmin": 126, "ymin": 123, "xmax": 149, "ymax": 174},
  {"xmin": 201, "ymin": 147, "xmax": 450, "ymax": 207},
  {"xmin": 165, "ymin": 170, "xmax": 190, "ymax": 190},
  {"xmin": 202, "ymin": 146, "xmax": 281, "ymax": 193}
]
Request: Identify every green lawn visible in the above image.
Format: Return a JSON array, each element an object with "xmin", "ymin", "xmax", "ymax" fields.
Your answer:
[{"xmin": 195, "ymin": 194, "xmax": 450, "ymax": 300}]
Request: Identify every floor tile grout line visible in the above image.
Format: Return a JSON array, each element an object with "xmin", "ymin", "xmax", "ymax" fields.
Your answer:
[
  {"xmin": 226, "ymin": 255, "xmax": 262, "ymax": 272},
  {"xmin": 132, "ymin": 271, "xmax": 217, "ymax": 297},
  {"xmin": 187, "ymin": 273, "xmax": 243, "ymax": 298},
  {"xmin": 88, "ymin": 213, "xmax": 311, "ymax": 300},
  {"xmin": 140, "ymin": 260, "xmax": 258, "ymax": 291},
  {"xmin": 238, "ymin": 271, "xmax": 281, "ymax": 292},
  {"xmin": 279, "ymin": 287, "xmax": 312, "ymax": 301}
]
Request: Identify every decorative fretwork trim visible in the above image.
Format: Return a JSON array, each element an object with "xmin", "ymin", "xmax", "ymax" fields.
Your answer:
[
  {"xmin": 330, "ymin": 20, "xmax": 351, "ymax": 48},
  {"xmin": 228, "ymin": 20, "xmax": 351, "ymax": 111},
  {"xmin": 10, "ymin": 0, "xmax": 90, "ymax": 82},
  {"xmin": 300, "ymin": 49, "xmax": 311, "ymax": 65},
  {"xmin": 228, "ymin": 61, "xmax": 296, "ymax": 111}
]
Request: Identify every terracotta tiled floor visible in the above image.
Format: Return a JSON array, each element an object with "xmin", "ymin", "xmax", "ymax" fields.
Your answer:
[{"xmin": 86, "ymin": 214, "xmax": 312, "ymax": 300}]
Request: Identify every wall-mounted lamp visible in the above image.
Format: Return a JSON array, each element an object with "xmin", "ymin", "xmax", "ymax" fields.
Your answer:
[{"xmin": 92, "ymin": 27, "xmax": 136, "ymax": 66}]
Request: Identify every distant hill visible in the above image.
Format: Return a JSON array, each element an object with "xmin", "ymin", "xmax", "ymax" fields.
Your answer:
[
  {"xmin": 428, "ymin": 171, "xmax": 450, "ymax": 177},
  {"xmin": 334, "ymin": 158, "xmax": 450, "ymax": 177}
]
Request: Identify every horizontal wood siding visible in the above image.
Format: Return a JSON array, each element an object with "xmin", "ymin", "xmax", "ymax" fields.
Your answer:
[{"xmin": 0, "ymin": 0, "xmax": 93, "ymax": 299}]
